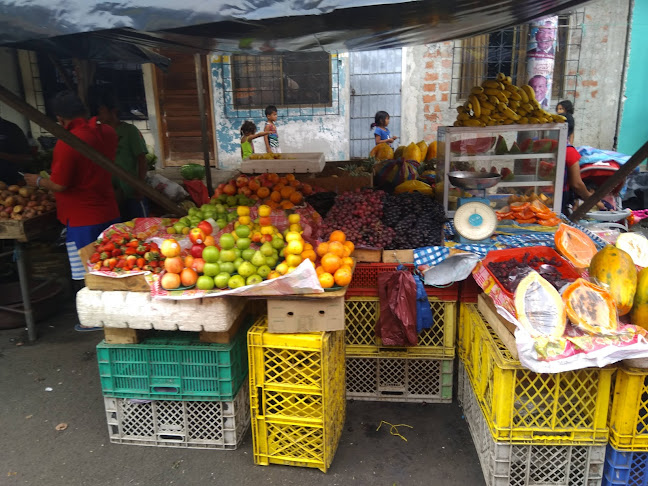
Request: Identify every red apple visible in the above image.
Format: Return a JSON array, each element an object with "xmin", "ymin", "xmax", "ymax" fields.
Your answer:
[
  {"xmin": 263, "ymin": 234, "xmax": 273, "ymax": 242},
  {"xmin": 164, "ymin": 256, "xmax": 184, "ymax": 274},
  {"xmin": 223, "ymin": 184, "xmax": 236, "ymax": 196},
  {"xmin": 198, "ymin": 221, "xmax": 213, "ymax": 236},
  {"xmin": 189, "ymin": 227, "xmax": 205, "ymax": 245},
  {"xmin": 191, "ymin": 243, "xmax": 206, "ymax": 258},
  {"xmin": 236, "ymin": 175, "xmax": 249, "ymax": 188}
]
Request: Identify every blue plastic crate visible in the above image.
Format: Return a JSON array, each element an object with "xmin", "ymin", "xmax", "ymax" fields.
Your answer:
[
  {"xmin": 97, "ymin": 317, "xmax": 251, "ymax": 401},
  {"xmin": 604, "ymin": 445, "xmax": 648, "ymax": 486}
]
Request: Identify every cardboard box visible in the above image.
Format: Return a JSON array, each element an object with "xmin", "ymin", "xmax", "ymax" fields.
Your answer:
[
  {"xmin": 267, "ymin": 296, "xmax": 345, "ymax": 333},
  {"xmin": 296, "ymin": 166, "xmax": 373, "ymax": 194},
  {"xmin": 382, "ymin": 249, "xmax": 414, "ymax": 264},
  {"xmin": 353, "ymin": 248, "xmax": 382, "ymax": 263}
]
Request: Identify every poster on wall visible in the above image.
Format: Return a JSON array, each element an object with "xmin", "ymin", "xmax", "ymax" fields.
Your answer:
[{"xmin": 526, "ymin": 16, "xmax": 558, "ymax": 110}]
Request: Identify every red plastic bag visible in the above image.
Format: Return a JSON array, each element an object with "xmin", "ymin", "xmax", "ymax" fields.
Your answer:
[
  {"xmin": 376, "ymin": 270, "xmax": 418, "ymax": 345},
  {"xmin": 183, "ymin": 180, "xmax": 210, "ymax": 206}
]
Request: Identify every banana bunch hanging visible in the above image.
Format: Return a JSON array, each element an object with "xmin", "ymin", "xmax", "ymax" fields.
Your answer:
[{"xmin": 455, "ymin": 73, "xmax": 567, "ymax": 127}]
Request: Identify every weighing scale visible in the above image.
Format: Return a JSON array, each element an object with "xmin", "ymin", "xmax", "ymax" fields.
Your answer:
[{"xmin": 448, "ymin": 171, "xmax": 501, "ymax": 244}]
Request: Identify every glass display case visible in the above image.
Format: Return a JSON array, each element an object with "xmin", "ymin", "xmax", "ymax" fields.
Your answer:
[{"xmin": 437, "ymin": 124, "xmax": 568, "ymax": 216}]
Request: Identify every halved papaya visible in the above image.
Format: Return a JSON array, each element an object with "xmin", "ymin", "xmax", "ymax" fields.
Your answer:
[
  {"xmin": 562, "ymin": 278, "xmax": 617, "ymax": 334},
  {"xmin": 514, "ymin": 271, "xmax": 566, "ymax": 338},
  {"xmin": 554, "ymin": 224, "xmax": 597, "ymax": 269}
]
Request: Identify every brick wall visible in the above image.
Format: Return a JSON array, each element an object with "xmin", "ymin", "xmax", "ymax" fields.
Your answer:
[{"xmin": 421, "ymin": 42, "xmax": 455, "ymax": 142}]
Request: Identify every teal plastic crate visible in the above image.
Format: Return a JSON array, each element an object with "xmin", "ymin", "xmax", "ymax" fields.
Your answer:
[{"xmin": 97, "ymin": 318, "xmax": 251, "ymax": 401}]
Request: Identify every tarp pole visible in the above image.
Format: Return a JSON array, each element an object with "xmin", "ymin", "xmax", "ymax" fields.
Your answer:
[
  {"xmin": 0, "ymin": 82, "xmax": 185, "ymax": 217},
  {"xmin": 569, "ymin": 139, "xmax": 648, "ymax": 222},
  {"xmin": 195, "ymin": 53, "xmax": 213, "ymax": 196}
]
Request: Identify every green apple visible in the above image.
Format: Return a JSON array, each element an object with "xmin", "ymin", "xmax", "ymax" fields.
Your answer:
[
  {"xmin": 196, "ymin": 275, "xmax": 215, "ymax": 290},
  {"xmin": 260, "ymin": 242, "xmax": 274, "ymax": 257},
  {"xmin": 220, "ymin": 262, "xmax": 235, "ymax": 274},
  {"xmin": 179, "ymin": 216, "xmax": 192, "ymax": 226},
  {"xmin": 271, "ymin": 237, "xmax": 285, "ymax": 250},
  {"xmin": 219, "ymin": 233, "xmax": 235, "ymax": 250},
  {"xmin": 227, "ymin": 212, "xmax": 238, "ymax": 222},
  {"xmin": 246, "ymin": 275, "xmax": 263, "ymax": 286},
  {"xmin": 237, "ymin": 261, "xmax": 257, "ymax": 278},
  {"xmin": 203, "ymin": 262, "xmax": 220, "ymax": 277},
  {"xmin": 214, "ymin": 272, "xmax": 230, "ymax": 289},
  {"xmin": 233, "ymin": 257, "xmax": 244, "ymax": 270},
  {"xmin": 235, "ymin": 225, "xmax": 251, "ymax": 238},
  {"xmin": 194, "ymin": 210, "xmax": 204, "ymax": 220},
  {"xmin": 189, "ymin": 216, "xmax": 201, "ymax": 226},
  {"xmin": 257, "ymin": 265, "xmax": 271, "ymax": 278},
  {"xmin": 265, "ymin": 256, "xmax": 277, "ymax": 268},
  {"xmin": 233, "ymin": 248, "xmax": 241, "ymax": 258},
  {"xmin": 216, "ymin": 219, "xmax": 227, "ymax": 230},
  {"xmin": 226, "ymin": 196, "xmax": 237, "ymax": 207},
  {"xmin": 228, "ymin": 275, "xmax": 246, "ymax": 289},
  {"xmin": 251, "ymin": 251, "xmax": 267, "ymax": 267},
  {"xmin": 236, "ymin": 238, "xmax": 252, "ymax": 250},
  {"xmin": 214, "ymin": 204, "xmax": 226, "ymax": 213},
  {"xmin": 217, "ymin": 194, "xmax": 227, "ymax": 203},
  {"xmin": 202, "ymin": 246, "xmax": 220, "ymax": 263},
  {"xmin": 279, "ymin": 249, "xmax": 285, "ymax": 258},
  {"xmin": 173, "ymin": 222, "xmax": 186, "ymax": 233},
  {"xmin": 203, "ymin": 210, "xmax": 215, "ymax": 220},
  {"xmin": 241, "ymin": 248, "xmax": 256, "ymax": 261},
  {"xmin": 220, "ymin": 249, "xmax": 236, "ymax": 262},
  {"xmin": 188, "ymin": 207, "xmax": 198, "ymax": 216}
]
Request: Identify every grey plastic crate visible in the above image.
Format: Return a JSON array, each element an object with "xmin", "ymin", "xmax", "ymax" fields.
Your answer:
[
  {"xmin": 458, "ymin": 362, "xmax": 605, "ymax": 486},
  {"xmin": 104, "ymin": 381, "xmax": 249, "ymax": 449}
]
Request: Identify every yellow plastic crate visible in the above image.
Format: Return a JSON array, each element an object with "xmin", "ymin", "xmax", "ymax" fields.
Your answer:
[
  {"xmin": 460, "ymin": 304, "xmax": 613, "ymax": 445},
  {"xmin": 609, "ymin": 367, "xmax": 648, "ymax": 451},
  {"xmin": 345, "ymin": 296, "xmax": 456, "ymax": 357},
  {"xmin": 247, "ymin": 317, "xmax": 345, "ymax": 472}
]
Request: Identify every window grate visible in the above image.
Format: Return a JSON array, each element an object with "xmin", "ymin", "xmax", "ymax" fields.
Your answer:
[
  {"xmin": 220, "ymin": 52, "xmax": 341, "ymax": 119},
  {"xmin": 451, "ymin": 10, "xmax": 584, "ymax": 106}
]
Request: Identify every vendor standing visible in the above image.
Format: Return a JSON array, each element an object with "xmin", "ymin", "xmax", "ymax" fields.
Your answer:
[
  {"xmin": 95, "ymin": 91, "xmax": 149, "ymax": 220},
  {"xmin": 23, "ymin": 91, "xmax": 120, "ymax": 284},
  {"xmin": 0, "ymin": 114, "xmax": 31, "ymax": 184}
]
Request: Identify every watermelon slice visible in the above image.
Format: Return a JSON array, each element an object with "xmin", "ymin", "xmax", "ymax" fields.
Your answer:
[{"xmin": 450, "ymin": 137, "xmax": 496, "ymax": 155}]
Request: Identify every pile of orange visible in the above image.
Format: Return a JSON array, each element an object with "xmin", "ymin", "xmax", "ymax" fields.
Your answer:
[
  {"xmin": 256, "ymin": 173, "xmax": 313, "ymax": 210},
  {"xmin": 314, "ymin": 230, "xmax": 355, "ymax": 288}
]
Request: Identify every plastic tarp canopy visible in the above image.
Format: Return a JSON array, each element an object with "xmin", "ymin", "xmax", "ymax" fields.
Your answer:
[{"xmin": 0, "ymin": 0, "xmax": 590, "ymax": 54}]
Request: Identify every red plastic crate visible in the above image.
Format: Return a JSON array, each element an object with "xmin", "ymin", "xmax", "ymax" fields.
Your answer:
[
  {"xmin": 460, "ymin": 275, "xmax": 481, "ymax": 303},
  {"xmin": 481, "ymin": 246, "xmax": 580, "ymax": 300},
  {"xmin": 347, "ymin": 262, "xmax": 459, "ymax": 300}
]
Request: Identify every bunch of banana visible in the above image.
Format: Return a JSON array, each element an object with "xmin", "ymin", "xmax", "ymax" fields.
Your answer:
[{"xmin": 454, "ymin": 73, "xmax": 568, "ymax": 127}]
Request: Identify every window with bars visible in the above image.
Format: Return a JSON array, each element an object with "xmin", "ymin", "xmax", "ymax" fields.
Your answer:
[
  {"xmin": 231, "ymin": 52, "xmax": 332, "ymax": 109},
  {"xmin": 451, "ymin": 11, "xmax": 583, "ymax": 104},
  {"xmin": 35, "ymin": 54, "xmax": 148, "ymax": 121}
]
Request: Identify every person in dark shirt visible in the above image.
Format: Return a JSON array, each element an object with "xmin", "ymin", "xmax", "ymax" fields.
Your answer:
[
  {"xmin": 0, "ymin": 115, "xmax": 31, "ymax": 184},
  {"xmin": 556, "ymin": 100, "xmax": 575, "ymax": 145}
]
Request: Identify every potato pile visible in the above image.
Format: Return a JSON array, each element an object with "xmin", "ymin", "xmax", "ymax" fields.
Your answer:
[{"xmin": 0, "ymin": 181, "xmax": 56, "ymax": 221}]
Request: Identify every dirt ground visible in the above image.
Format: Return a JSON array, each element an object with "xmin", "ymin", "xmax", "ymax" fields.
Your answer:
[{"xmin": 0, "ymin": 301, "xmax": 484, "ymax": 486}]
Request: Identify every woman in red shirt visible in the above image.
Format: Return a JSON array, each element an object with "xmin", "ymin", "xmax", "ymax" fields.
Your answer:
[
  {"xmin": 24, "ymin": 91, "xmax": 120, "ymax": 285},
  {"xmin": 563, "ymin": 145, "xmax": 605, "ymax": 214}
]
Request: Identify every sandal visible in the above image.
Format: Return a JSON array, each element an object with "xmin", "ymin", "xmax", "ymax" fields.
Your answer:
[{"xmin": 74, "ymin": 324, "xmax": 103, "ymax": 332}]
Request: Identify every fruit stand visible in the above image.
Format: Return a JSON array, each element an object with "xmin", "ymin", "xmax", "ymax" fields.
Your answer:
[{"xmin": 0, "ymin": 183, "xmax": 60, "ymax": 341}]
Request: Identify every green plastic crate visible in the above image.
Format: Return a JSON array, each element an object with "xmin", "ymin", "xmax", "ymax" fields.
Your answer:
[{"xmin": 97, "ymin": 318, "xmax": 251, "ymax": 401}]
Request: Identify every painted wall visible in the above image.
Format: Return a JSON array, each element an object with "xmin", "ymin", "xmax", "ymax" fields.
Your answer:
[
  {"xmin": 210, "ymin": 53, "xmax": 349, "ymax": 169},
  {"xmin": 618, "ymin": 0, "xmax": 648, "ymax": 157}
]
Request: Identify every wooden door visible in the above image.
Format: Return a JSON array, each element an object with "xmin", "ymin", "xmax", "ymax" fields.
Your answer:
[{"xmin": 154, "ymin": 51, "xmax": 216, "ymax": 166}]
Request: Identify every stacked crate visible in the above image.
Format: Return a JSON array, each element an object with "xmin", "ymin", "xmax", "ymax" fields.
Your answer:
[
  {"xmin": 344, "ymin": 263, "xmax": 457, "ymax": 402},
  {"xmin": 97, "ymin": 316, "xmax": 253, "ymax": 449},
  {"xmin": 603, "ymin": 367, "xmax": 648, "ymax": 485},
  {"xmin": 247, "ymin": 317, "xmax": 345, "ymax": 472},
  {"xmin": 458, "ymin": 303, "xmax": 613, "ymax": 486}
]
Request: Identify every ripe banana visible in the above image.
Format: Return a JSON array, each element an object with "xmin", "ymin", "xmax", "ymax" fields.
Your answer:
[
  {"xmin": 488, "ymin": 95, "xmax": 500, "ymax": 106},
  {"xmin": 502, "ymin": 107, "xmax": 521, "ymax": 121},
  {"xmin": 495, "ymin": 91, "xmax": 508, "ymax": 104},
  {"xmin": 482, "ymin": 80, "xmax": 500, "ymax": 89},
  {"xmin": 518, "ymin": 117, "xmax": 529, "ymax": 124},
  {"xmin": 484, "ymin": 88, "xmax": 502, "ymax": 97},
  {"xmin": 469, "ymin": 95, "xmax": 481, "ymax": 117},
  {"xmin": 457, "ymin": 105, "xmax": 466, "ymax": 114},
  {"xmin": 521, "ymin": 85, "xmax": 536, "ymax": 101},
  {"xmin": 457, "ymin": 112, "xmax": 470, "ymax": 121},
  {"xmin": 471, "ymin": 86, "xmax": 484, "ymax": 95},
  {"xmin": 463, "ymin": 119, "xmax": 481, "ymax": 127},
  {"xmin": 481, "ymin": 101, "xmax": 496, "ymax": 111},
  {"xmin": 528, "ymin": 117, "xmax": 540, "ymax": 124},
  {"xmin": 480, "ymin": 108, "xmax": 492, "ymax": 116},
  {"xmin": 477, "ymin": 93, "xmax": 488, "ymax": 102},
  {"xmin": 553, "ymin": 114, "xmax": 567, "ymax": 122},
  {"xmin": 496, "ymin": 72, "xmax": 506, "ymax": 82},
  {"xmin": 509, "ymin": 100, "xmax": 521, "ymax": 110},
  {"xmin": 519, "ymin": 89, "xmax": 529, "ymax": 104}
]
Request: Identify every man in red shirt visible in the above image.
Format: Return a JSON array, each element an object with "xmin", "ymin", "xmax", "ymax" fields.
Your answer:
[{"xmin": 24, "ymin": 91, "xmax": 120, "ymax": 293}]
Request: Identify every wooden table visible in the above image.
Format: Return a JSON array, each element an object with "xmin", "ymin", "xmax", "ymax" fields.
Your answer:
[{"xmin": 0, "ymin": 212, "xmax": 60, "ymax": 342}]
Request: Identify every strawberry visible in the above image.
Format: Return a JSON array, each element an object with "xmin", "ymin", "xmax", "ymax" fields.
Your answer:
[
  {"xmin": 90, "ymin": 253, "xmax": 101, "ymax": 264},
  {"xmin": 111, "ymin": 249, "xmax": 122, "ymax": 257},
  {"xmin": 137, "ymin": 257, "xmax": 145, "ymax": 268}
]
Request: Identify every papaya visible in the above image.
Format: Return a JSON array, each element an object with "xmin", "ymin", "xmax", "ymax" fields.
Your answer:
[
  {"xmin": 555, "ymin": 224, "xmax": 597, "ymax": 269},
  {"xmin": 417, "ymin": 140, "xmax": 428, "ymax": 160},
  {"xmin": 631, "ymin": 268, "xmax": 648, "ymax": 329},
  {"xmin": 425, "ymin": 141, "xmax": 437, "ymax": 161},
  {"xmin": 394, "ymin": 145, "xmax": 406, "ymax": 159},
  {"xmin": 514, "ymin": 271, "xmax": 566, "ymax": 338},
  {"xmin": 403, "ymin": 142, "xmax": 422, "ymax": 163},
  {"xmin": 563, "ymin": 279, "xmax": 618, "ymax": 334},
  {"xmin": 616, "ymin": 233, "xmax": 648, "ymax": 268},
  {"xmin": 369, "ymin": 143, "xmax": 394, "ymax": 161},
  {"xmin": 589, "ymin": 245, "xmax": 637, "ymax": 316}
]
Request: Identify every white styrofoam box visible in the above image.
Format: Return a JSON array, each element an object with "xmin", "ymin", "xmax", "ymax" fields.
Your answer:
[
  {"xmin": 76, "ymin": 287, "xmax": 246, "ymax": 332},
  {"xmin": 104, "ymin": 381, "xmax": 250, "ymax": 449},
  {"xmin": 458, "ymin": 362, "xmax": 605, "ymax": 486}
]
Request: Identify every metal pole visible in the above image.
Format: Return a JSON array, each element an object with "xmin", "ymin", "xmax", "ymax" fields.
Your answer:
[
  {"xmin": 14, "ymin": 241, "xmax": 36, "ymax": 342},
  {"xmin": 194, "ymin": 53, "xmax": 213, "ymax": 196},
  {"xmin": 0, "ymin": 82, "xmax": 185, "ymax": 217},
  {"xmin": 570, "ymin": 139, "xmax": 648, "ymax": 221}
]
